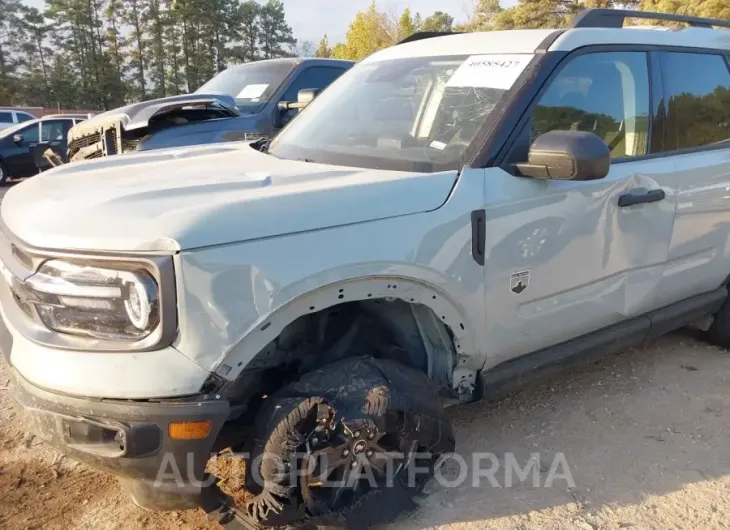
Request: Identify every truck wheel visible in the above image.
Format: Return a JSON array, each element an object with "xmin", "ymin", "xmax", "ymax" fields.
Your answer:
[
  {"xmin": 243, "ymin": 356, "xmax": 454, "ymax": 529},
  {"xmin": 706, "ymin": 296, "xmax": 730, "ymax": 348}
]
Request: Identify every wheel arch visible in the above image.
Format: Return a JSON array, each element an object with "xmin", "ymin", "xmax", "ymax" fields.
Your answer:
[{"xmin": 213, "ymin": 275, "xmax": 479, "ymax": 396}]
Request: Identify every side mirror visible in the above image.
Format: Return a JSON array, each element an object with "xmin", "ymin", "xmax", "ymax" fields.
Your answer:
[
  {"xmin": 514, "ymin": 130, "xmax": 610, "ymax": 181},
  {"xmin": 275, "ymin": 89, "xmax": 320, "ymax": 129},
  {"xmin": 12, "ymin": 134, "xmax": 23, "ymax": 144},
  {"xmin": 295, "ymin": 88, "xmax": 319, "ymax": 107},
  {"xmin": 276, "ymin": 88, "xmax": 321, "ymax": 114}
]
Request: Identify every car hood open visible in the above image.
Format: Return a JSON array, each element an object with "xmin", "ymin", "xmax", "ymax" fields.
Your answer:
[{"xmin": 1, "ymin": 143, "xmax": 459, "ymax": 253}]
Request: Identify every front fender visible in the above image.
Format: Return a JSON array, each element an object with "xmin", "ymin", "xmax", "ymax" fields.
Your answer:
[{"xmin": 172, "ymin": 167, "xmax": 488, "ymax": 385}]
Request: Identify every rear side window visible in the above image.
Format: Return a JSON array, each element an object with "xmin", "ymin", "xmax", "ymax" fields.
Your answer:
[
  {"xmin": 281, "ymin": 67, "xmax": 346, "ymax": 102},
  {"xmin": 531, "ymin": 52, "xmax": 650, "ymax": 159},
  {"xmin": 16, "ymin": 112, "xmax": 34, "ymax": 123},
  {"xmin": 40, "ymin": 120, "xmax": 66, "ymax": 142},
  {"xmin": 659, "ymin": 52, "xmax": 730, "ymax": 151},
  {"xmin": 0, "ymin": 111, "xmax": 13, "ymax": 123}
]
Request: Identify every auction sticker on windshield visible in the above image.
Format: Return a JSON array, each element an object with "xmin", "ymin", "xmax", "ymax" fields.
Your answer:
[
  {"xmin": 446, "ymin": 54, "xmax": 533, "ymax": 90},
  {"xmin": 237, "ymin": 84, "xmax": 269, "ymax": 99}
]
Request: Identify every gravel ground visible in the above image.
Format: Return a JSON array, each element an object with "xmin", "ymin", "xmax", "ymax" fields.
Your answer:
[
  {"xmin": 1, "ymin": 183, "xmax": 730, "ymax": 529},
  {"xmin": 2, "ymin": 334, "xmax": 729, "ymax": 530}
]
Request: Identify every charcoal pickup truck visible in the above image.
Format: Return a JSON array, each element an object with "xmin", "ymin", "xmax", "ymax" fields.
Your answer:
[{"xmin": 66, "ymin": 58, "xmax": 353, "ymax": 162}]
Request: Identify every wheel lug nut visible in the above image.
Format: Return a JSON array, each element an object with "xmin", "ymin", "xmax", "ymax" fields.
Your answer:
[
  {"xmin": 353, "ymin": 430, "xmax": 361, "ymax": 437},
  {"xmin": 351, "ymin": 460, "xmax": 358, "ymax": 468},
  {"xmin": 342, "ymin": 448, "xmax": 350, "ymax": 457},
  {"xmin": 366, "ymin": 449, "xmax": 373, "ymax": 457},
  {"xmin": 367, "ymin": 431, "xmax": 375, "ymax": 440}
]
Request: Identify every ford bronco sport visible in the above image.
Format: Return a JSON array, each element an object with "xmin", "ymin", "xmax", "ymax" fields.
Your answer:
[{"xmin": 2, "ymin": 8, "xmax": 730, "ymax": 529}]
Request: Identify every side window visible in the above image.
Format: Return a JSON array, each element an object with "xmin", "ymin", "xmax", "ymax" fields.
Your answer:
[
  {"xmin": 282, "ymin": 67, "xmax": 346, "ymax": 102},
  {"xmin": 531, "ymin": 52, "xmax": 650, "ymax": 159},
  {"xmin": 0, "ymin": 111, "xmax": 13, "ymax": 124},
  {"xmin": 19, "ymin": 123, "xmax": 39, "ymax": 143},
  {"xmin": 16, "ymin": 112, "xmax": 35, "ymax": 123},
  {"xmin": 40, "ymin": 120, "xmax": 66, "ymax": 142},
  {"xmin": 660, "ymin": 52, "xmax": 730, "ymax": 151}
]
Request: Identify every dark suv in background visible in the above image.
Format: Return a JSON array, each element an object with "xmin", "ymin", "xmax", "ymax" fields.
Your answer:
[
  {"xmin": 67, "ymin": 58, "xmax": 354, "ymax": 162},
  {"xmin": 0, "ymin": 115, "xmax": 86, "ymax": 184}
]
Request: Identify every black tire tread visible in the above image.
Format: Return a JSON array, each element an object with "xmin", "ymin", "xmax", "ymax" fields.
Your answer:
[{"xmin": 243, "ymin": 356, "xmax": 454, "ymax": 529}]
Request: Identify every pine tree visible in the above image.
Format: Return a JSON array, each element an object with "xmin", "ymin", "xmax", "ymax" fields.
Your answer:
[
  {"xmin": 121, "ymin": 0, "xmax": 147, "ymax": 99},
  {"xmin": 258, "ymin": 0, "xmax": 296, "ymax": 59}
]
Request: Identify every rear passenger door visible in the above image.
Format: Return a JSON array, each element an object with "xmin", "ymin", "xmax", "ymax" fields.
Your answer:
[
  {"xmin": 32, "ymin": 120, "xmax": 72, "ymax": 171},
  {"xmin": 653, "ymin": 52, "xmax": 730, "ymax": 307}
]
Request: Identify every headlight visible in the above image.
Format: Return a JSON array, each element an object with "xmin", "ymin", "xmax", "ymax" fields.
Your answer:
[{"xmin": 24, "ymin": 260, "xmax": 160, "ymax": 341}]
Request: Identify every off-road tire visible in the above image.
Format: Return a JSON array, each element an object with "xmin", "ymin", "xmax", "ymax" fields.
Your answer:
[
  {"xmin": 243, "ymin": 356, "xmax": 455, "ymax": 529},
  {"xmin": 706, "ymin": 295, "xmax": 730, "ymax": 348}
]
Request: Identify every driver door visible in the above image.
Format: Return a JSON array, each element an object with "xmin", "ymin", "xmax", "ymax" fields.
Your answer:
[
  {"xmin": 4, "ymin": 122, "xmax": 40, "ymax": 178},
  {"xmin": 481, "ymin": 50, "xmax": 676, "ymax": 368}
]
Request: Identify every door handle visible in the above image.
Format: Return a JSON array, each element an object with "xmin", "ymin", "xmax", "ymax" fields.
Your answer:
[{"xmin": 618, "ymin": 189, "xmax": 666, "ymax": 207}]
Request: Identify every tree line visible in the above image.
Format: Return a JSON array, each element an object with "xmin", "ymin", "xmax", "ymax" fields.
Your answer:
[
  {"xmin": 1, "ymin": 0, "xmax": 728, "ymax": 111},
  {"xmin": 315, "ymin": 0, "xmax": 730, "ymax": 61},
  {"xmin": 0, "ymin": 0, "xmax": 296, "ymax": 110}
]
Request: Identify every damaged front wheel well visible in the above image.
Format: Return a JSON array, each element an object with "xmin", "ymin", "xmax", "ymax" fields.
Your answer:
[{"xmin": 218, "ymin": 299, "xmax": 459, "ymax": 418}]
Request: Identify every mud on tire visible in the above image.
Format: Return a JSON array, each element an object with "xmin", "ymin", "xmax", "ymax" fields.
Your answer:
[{"xmin": 242, "ymin": 356, "xmax": 455, "ymax": 529}]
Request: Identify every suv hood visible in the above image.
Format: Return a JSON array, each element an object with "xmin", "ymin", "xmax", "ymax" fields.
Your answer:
[
  {"xmin": 68, "ymin": 93, "xmax": 239, "ymax": 140},
  {"xmin": 1, "ymin": 143, "xmax": 458, "ymax": 252}
]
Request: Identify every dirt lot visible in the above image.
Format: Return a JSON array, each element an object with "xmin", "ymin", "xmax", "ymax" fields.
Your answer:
[{"xmin": 1, "ymin": 333, "xmax": 729, "ymax": 530}]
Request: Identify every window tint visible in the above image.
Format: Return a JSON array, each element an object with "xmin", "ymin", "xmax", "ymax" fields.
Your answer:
[
  {"xmin": 16, "ymin": 112, "xmax": 34, "ymax": 123},
  {"xmin": 660, "ymin": 53, "xmax": 730, "ymax": 151},
  {"xmin": 282, "ymin": 67, "xmax": 346, "ymax": 102},
  {"xmin": 531, "ymin": 52, "xmax": 650, "ymax": 159},
  {"xmin": 40, "ymin": 120, "xmax": 66, "ymax": 142},
  {"xmin": 0, "ymin": 111, "xmax": 13, "ymax": 123}
]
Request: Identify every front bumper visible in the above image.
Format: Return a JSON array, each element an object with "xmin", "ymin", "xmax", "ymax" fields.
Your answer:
[{"xmin": 10, "ymin": 367, "xmax": 230, "ymax": 510}]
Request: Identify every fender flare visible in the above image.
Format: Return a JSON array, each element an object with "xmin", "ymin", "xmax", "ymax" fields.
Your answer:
[{"xmin": 214, "ymin": 275, "xmax": 480, "ymax": 391}]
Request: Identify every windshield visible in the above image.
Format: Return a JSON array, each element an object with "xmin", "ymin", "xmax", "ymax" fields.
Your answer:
[
  {"xmin": 0, "ymin": 120, "xmax": 38, "ymax": 139},
  {"xmin": 195, "ymin": 60, "xmax": 297, "ymax": 111},
  {"xmin": 268, "ymin": 54, "xmax": 534, "ymax": 172}
]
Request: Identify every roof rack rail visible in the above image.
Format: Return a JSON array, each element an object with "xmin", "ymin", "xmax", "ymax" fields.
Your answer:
[
  {"xmin": 570, "ymin": 8, "xmax": 730, "ymax": 30},
  {"xmin": 396, "ymin": 31, "xmax": 461, "ymax": 45}
]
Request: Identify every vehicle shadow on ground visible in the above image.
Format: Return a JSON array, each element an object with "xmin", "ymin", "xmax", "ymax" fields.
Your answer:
[{"xmin": 391, "ymin": 333, "xmax": 730, "ymax": 529}]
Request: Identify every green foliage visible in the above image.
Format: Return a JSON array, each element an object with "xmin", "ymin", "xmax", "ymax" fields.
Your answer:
[
  {"xmin": 315, "ymin": 35, "xmax": 332, "ymax": 58},
  {"xmin": 421, "ymin": 11, "xmax": 455, "ymax": 32},
  {"xmin": 2, "ymin": 0, "xmax": 297, "ymax": 109}
]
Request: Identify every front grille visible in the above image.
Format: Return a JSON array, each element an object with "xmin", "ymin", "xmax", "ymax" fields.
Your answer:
[{"xmin": 68, "ymin": 132, "xmax": 102, "ymax": 157}]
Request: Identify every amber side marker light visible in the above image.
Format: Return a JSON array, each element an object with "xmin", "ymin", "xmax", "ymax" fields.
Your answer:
[{"xmin": 169, "ymin": 420, "xmax": 212, "ymax": 440}]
